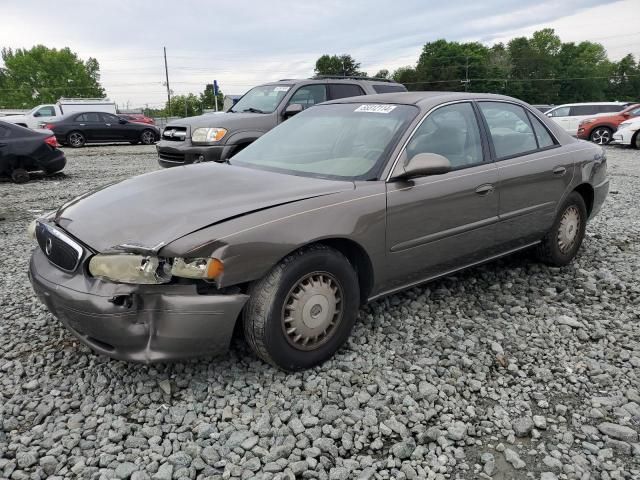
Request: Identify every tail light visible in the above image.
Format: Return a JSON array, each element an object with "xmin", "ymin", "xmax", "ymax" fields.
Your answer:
[
  {"xmin": 43, "ymin": 123, "xmax": 56, "ymax": 130},
  {"xmin": 44, "ymin": 135, "xmax": 59, "ymax": 148}
]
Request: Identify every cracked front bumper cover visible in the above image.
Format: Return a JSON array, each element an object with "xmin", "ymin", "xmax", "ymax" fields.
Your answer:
[{"xmin": 29, "ymin": 248, "xmax": 248, "ymax": 362}]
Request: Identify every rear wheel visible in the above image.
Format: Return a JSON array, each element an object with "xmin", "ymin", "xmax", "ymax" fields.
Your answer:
[
  {"xmin": 67, "ymin": 131, "xmax": 85, "ymax": 148},
  {"xmin": 11, "ymin": 168, "xmax": 29, "ymax": 184},
  {"xmin": 140, "ymin": 129, "xmax": 156, "ymax": 145},
  {"xmin": 536, "ymin": 192, "xmax": 587, "ymax": 266},
  {"xmin": 243, "ymin": 245, "xmax": 359, "ymax": 371},
  {"xmin": 589, "ymin": 127, "xmax": 612, "ymax": 145}
]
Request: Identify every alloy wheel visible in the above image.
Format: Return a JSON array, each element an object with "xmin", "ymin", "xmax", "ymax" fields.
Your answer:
[
  {"xmin": 281, "ymin": 272, "xmax": 343, "ymax": 351},
  {"xmin": 590, "ymin": 128, "xmax": 611, "ymax": 145},
  {"xmin": 69, "ymin": 132, "xmax": 84, "ymax": 147},
  {"xmin": 141, "ymin": 131, "xmax": 155, "ymax": 145}
]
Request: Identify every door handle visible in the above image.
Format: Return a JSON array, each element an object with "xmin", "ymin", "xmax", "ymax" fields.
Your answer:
[
  {"xmin": 79, "ymin": 123, "xmax": 86, "ymax": 126},
  {"xmin": 475, "ymin": 184, "xmax": 495, "ymax": 195},
  {"xmin": 553, "ymin": 166, "xmax": 567, "ymax": 176},
  {"xmin": 105, "ymin": 123, "xmax": 111, "ymax": 126}
]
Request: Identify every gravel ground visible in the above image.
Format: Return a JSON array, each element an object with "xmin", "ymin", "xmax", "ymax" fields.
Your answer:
[{"xmin": 0, "ymin": 144, "xmax": 639, "ymax": 480}]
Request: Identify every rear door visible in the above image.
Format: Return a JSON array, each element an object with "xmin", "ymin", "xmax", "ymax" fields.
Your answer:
[
  {"xmin": 385, "ymin": 101, "xmax": 499, "ymax": 291},
  {"xmin": 477, "ymin": 101, "xmax": 573, "ymax": 249},
  {"xmin": 74, "ymin": 113, "xmax": 103, "ymax": 141}
]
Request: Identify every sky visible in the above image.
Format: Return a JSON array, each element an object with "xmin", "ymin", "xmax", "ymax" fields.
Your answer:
[{"xmin": 1, "ymin": 0, "xmax": 639, "ymax": 108}]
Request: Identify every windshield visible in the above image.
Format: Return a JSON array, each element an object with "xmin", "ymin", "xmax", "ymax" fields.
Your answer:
[
  {"xmin": 231, "ymin": 103, "xmax": 418, "ymax": 180},
  {"xmin": 229, "ymin": 84, "xmax": 292, "ymax": 113}
]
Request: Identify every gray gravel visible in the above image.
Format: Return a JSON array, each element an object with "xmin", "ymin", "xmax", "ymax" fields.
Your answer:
[{"xmin": 1, "ymin": 144, "xmax": 639, "ymax": 479}]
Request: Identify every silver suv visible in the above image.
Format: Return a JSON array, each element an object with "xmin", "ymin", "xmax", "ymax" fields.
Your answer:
[{"xmin": 156, "ymin": 76, "xmax": 407, "ymax": 167}]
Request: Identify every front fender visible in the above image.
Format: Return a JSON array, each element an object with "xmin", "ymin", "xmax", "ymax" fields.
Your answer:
[{"xmin": 160, "ymin": 182, "xmax": 387, "ymax": 290}]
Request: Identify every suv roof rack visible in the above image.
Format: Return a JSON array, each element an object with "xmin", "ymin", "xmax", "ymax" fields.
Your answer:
[{"xmin": 311, "ymin": 75, "xmax": 396, "ymax": 83}]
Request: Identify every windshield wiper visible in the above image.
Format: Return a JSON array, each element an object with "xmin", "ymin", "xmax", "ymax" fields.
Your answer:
[{"xmin": 242, "ymin": 107, "xmax": 266, "ymax": 114}]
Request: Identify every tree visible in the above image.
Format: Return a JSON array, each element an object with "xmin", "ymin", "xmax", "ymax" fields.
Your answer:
[
  {"xmin": 199, "ymin": 83, "xmax": 224, "ymax": 111},
  {"xmin": 168, "ymin": 93, "xmax": 201, "ymax": 117},
  {"xmin": 373, "ymin": 69, "xmax": 390, "ymax": 79},
  {"xmin": 0, "ymin": 45, "xmax": 104, "ymax": 108},
  {"xmin": 314, "ymin": 54, "xmax": 366, "ymax": 77}
]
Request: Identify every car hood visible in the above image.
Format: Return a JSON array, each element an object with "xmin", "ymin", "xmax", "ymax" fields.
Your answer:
[
  {"xmin": 55, "ymin": 163, "xmax": 353, "ymax": 252},
  {"xmin": 168, "ymin": 112, "xmax": 271, "ymax": 129}
]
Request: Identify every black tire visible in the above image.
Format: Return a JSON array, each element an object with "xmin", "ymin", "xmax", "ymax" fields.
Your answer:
[
  {"xmin": 589, "ymin": 126, "xmax": 612, "ymax": 145},
  {"xmin": 140, "ymin": 129, "xmax": 156, "ymax": 145},
  {"xmin": 632, "ymin": 132, "xmax": 640, "ymax": 150},
  {"xmin": 536, "ymin": 191, "xmax": 587, "ymax": 266},
  {"xmin": 67, "ymin": 131, "xmax": 85, "ymax": 148},
  {"xmin": 243, "ymin": 245, "xmax": 359, "ymax": 371},
  {"xmin": 11, "ymin": 168, "xmax": 29, "ymax": 184}
]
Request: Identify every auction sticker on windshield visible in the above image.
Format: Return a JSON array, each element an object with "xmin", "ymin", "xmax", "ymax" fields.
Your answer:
[
  {"xmin": 273, "ymin": 86, "xmax": 290, "ymax": 92},
  {"xmin": 355, "ymin": 104, "xmax": 397, "ymax": 113}
]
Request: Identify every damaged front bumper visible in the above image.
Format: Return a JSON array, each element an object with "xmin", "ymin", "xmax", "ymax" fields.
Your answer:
[{"xmin": 29, "ymin": 248, "xmax": 248, "ymax": 362}]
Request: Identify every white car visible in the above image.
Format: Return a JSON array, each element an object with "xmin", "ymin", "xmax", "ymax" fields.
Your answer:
[
  {"xmin": 546, "ymin": 102, "xmax": 633, "ymax": 136},
  {"xmin": 611, "ymin": 117, "xmax": 640, "ymax": 148}
]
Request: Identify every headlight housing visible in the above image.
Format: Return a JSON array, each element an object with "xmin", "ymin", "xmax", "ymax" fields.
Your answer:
[
  {"xmin": 88, "ymin": 254, "xmax": 223, "ymax": 284},
  {"xmin": 191, "ymin": 127, "xmax": 227, "ymax": 143}
]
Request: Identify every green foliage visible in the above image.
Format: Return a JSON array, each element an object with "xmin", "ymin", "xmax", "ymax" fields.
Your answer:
[
  {"xmin": 199, "ymin": 84, "xmax": 224, "ymax": 111},
  {"xmin": 167, "ymin": 93, "xmax": 201, "ymax": 117},
  {"xmin": 314, "ymin": 54, "xmax": 366, "ymax": 77},
  {"xmin": 388, "ymin": 29, "xmax": 640, "ymax": 104},
  {"xmin": 0, "ymin": 45, "xmax": 105, "ymax": 108}
]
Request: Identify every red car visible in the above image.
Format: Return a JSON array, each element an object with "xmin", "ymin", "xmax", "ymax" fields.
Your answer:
[
  {"xmin": 577, "ymin": 103, "xmax": 640, "ymax": 144},
  {"xmin": 119, "ymin": 113, "xmax": 155, "ymax": 125}
]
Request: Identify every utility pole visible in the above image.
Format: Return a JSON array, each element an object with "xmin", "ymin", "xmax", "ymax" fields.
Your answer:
[
  {"xmin": 463, "ymin": 56, "xmax": 470, "ymax": 92},
  {"xmin": 163, "ymin": 47, "xmax": 171, "ymax": 116}
]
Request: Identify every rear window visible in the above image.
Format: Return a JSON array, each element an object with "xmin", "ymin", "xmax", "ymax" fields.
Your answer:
[
  {"xmin": 569, "ymin": 105, "xmax": 599, "ymax": 116},
  {"xmin": 372, "ymin": 84, "xmax": 408, "ymax": 94},
  {"xmin": 328, "ymin": 84, "xmax": 365, "ymax": 100},
  {"xmin": 598, "ymin": 105, "xmax": 625, "ymax": 113},
  {"xmin": 76, "ymin": 113, "xmax": 101, "ymax": 122}
]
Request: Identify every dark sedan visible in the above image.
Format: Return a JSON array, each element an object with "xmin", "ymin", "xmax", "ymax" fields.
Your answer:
[
  {"xmin": 29, "ymin": 92, "xmax": 608, "ymax": 370},
  {"xmin": 0, "ymin": 121, "xmax": 66, "ymax": 183},
  {"xmin": 43, "ymin": 112, "xmax": 160, "ymax": 148}
]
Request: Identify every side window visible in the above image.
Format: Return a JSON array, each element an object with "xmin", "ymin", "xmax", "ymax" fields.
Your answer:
[
  {"xmin": 479, "ymin": 102, "xmax": 538, "ymax": 159},
  {"xmin": 548, "ymin": 106, "xmax": 570, "ymax": 117},
  {"xmin": 287, "ymin": 85, "xmax": 327, "ymax": 109},
  {"xmin": 569, "ymin": 105, "xmax": 598, "ymax": 116},
  {"xmin": 76, "ymin": 113, "xmax": 100, "ymax": 122},
  {"xmin": 405, "ymin": 102, "xmax": 484, "ymax": 169},
  {"xmin": 527, "ymin": 112, "xmax": 556, "ymax": 149},
  {"xmin": 35, "ymin": 106, "xmax": 55, "ymax": 117},
  {"xmin": 629, "ymin": 107, "xmax": 640, "ymax": 117},
  {"xmin": 327, "ymin": 84, "xmax": 364, "ymax": 100},
  {"xmin": 373, "ymin": 84, "xmax": 407, "ymax": 93},
  {"xmin": 101, "ymin": 113, "xmax": 120, "ymax": 123}
]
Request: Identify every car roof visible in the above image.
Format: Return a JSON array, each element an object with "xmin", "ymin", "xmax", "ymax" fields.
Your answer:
[
  {"xmin": 260, "ymin": 77, "xmax": 404, "ymax": 86},
  {"xmin": 323, "ymin": 91, "xmax": 533, "ymax": 108}
]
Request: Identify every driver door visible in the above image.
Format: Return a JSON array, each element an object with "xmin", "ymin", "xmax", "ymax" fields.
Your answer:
[
  {"xmin": 33, "ymin": 105, "xmax": 57, "ymax": 126},
  {"xmin": 384, "ymin": 102, "xmax": 499, "ymax": 291}
]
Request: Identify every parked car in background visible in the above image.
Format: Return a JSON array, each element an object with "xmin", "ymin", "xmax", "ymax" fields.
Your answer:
[
  {"xmin": 546, "ymin": 102, "xmax": 634, "ymax": 136},
  {"xmin": 29, "ymin": 92, "xmax": 608, "ymax": 370},
  {"xmin": 532, "ymin": 104, "xmax": 554, "ymax": 113},
  {"xmin": 0, "ymin": 121, "xmax": 66, "ymax": 183},
  {"xmin": 611, "ymin": 116, "xmax": 640, "ymax": 148},
  {"xmin": 2, "ymin": 98, "xmax": 117, "ymax": 129},
  {"xmin": 43, "ymin": 112, "xmax": 160, "ymax": 147},
  {"xmin": 156, "ymin": 76, "xmax": 408, "ymax": 167},
  {"xmin": 577, "ymin": 103, "xmax": 640, "ymax": 144},
  {"xmin": 119, "ymin": 113, "xmax": 155, "ymax": 125}
]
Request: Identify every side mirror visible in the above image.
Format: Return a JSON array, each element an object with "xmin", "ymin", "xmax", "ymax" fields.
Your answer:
[
  {"xmin": 546, "ymin": 113, "xmax": 553, "ymax": 118},
  {"xmin": 397, "ymin": 153, "xmax": 451, "ymax": 179},
  {"xmin": 119, "ymin": 118, "xmax": 128, "ymax": 124},
  {"xmin": 284, "ymin": 103, "xmax": 304, "ymax": 117},
  {"xmin": 33, "ymin": 111, "xmax": 41, "ymax": 117}
]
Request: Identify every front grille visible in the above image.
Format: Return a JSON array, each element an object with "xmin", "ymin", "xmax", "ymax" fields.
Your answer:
[
  {"xmin": 35, "ymin": 222, "xmax": 83, "ymax": 272},
  {"xmin": 158, "ymin": 151, "xmax": 186, "ymax": 163},
  {"xmin": 162, "ymin": 126, "xmax": 187, "ymax": 142}
]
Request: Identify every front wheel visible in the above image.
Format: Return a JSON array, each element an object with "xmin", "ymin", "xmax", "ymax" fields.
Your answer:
[
  {"xmin": 633, "ymin": 132, "xmax": 640, "ymax": 150},
  {"xmin": 243, "ymin": 245, "xmax": 359, "ymax": 371},
  {"xmin": 140, "ymin": 129, "xmax": 156, "ymax": 145},
  {"xmin": 536, "ymin": 192, "xmax": 587, "ymax": 266},
  {"xmin": 589, "ymin": 127, "xmax": 612, "ymax": 145}
]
